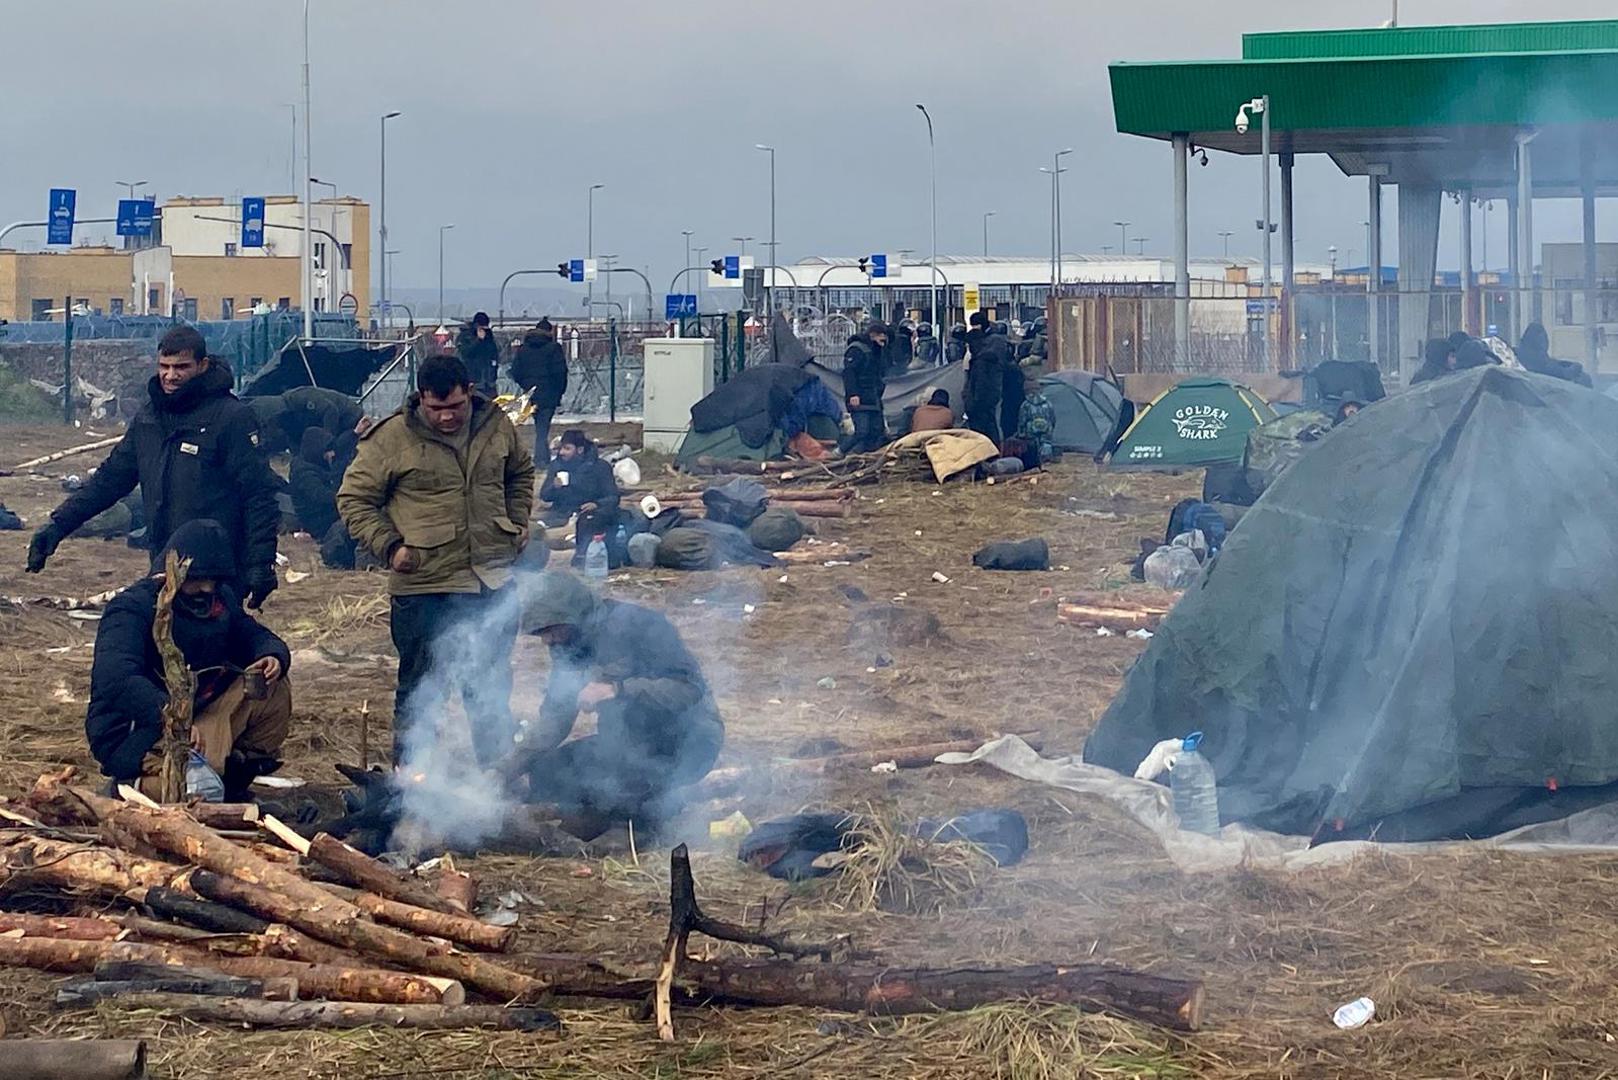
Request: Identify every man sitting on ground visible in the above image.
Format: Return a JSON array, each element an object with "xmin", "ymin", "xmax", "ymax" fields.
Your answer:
[
  {"xmin": 539, "ymin": 430, "xmax": 621, "ymax": 560},
  {"xmin": 909, "ymin": 388, "xmax": 955, "ymax": 433},
  {"xmin": 86, "ymin": 520, "xmax": 291, "ymax": 801},
  {"xmin": 506, "ymin": 572, "xmax": 724, "ymax": 840}
]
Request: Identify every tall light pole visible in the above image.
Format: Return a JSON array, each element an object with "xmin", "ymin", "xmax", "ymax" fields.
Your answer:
[
  {"xmin": 284, "ymin": 105, "xmax": 297, "ymax": 195},
  {"xmin": 982, "ymin": 210, "xmax": 996, "ymax": 258},
  {"xmin": 1328, "ymin": 244, "xmax": 1339, "ymax": 359},
  {"xmin": 437, "ymin": 223, "xmax": 455, "ymax": 323},
  {"xmin": 755, "ymin": 144, "xmax": 776, "ymax": 325},
  {"xmin": 379, "ymin": 110, "xmax": 400, "ymax": 315},
  {"xmin": 1053, "ymin": 148, "xmax": 1073, "ymax": 287},
  {"xmin": 1236, "ymin": 95, "xmax": 1272, "ymax": 370},
  {"xmin": 1219, "ymin": 230, "xmax": 1234, "ymax": 259},
  {"xmin": 915, "ymin": 104, "xmax": 938, "ymax": 339},
  {"xmin": 116, "ymin": 180, "xmax": 149, "ymax": 200},
  {"xmin": 1114, "ymin": 220, "xmax": 1131, "ymax": 255},
  {"xmin": 732, "ymin": 236, "xmax": 754, "ymax": 257},
  {"xmin": 1134, "ymin": 237, "xmax": 1150, "ymax": 256},
  {"xmin": 1042, "ymin": 168, "xmax": 1058, "ymax": 284},
  {"xmin": 681, "ymin": 229, "xmax": 694, "ymax": 282},
  {"xmin": 586, "ymin": 182, "xmax": 604, "ymax": 315},
  {"xmin": 301, "ymin": 0, "xmax": 313, "ymax": 338},
  {"xmin": 308, "ymin": 176, "xmax": 342, "ymax": 308},
  {"xmin": 694, "ymin": 245, "xmax": 707, "ymax": 307}
]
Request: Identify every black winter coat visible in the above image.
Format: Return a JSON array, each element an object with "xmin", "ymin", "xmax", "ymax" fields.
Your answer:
[
  {"xmin": 457, "ymin": 326, "xmax": 502, "ymax": 390},
  {"xmin": 842, "ymin": 334, "xmax": 885, "ymax": 413},
  {"xmin": 287, "ymin": 428, "xmax": 356, "ymax": 538},
  {"xmin": 539, "ymin": 447, "xmax": 621, "ymax": 519},
  {"xmin": 509, "ymin": 333, "xmax": 569, "ymax": 408},
  {"xmin": 965, "ymin": 328, "xmax": 1010, "ymax": 401},
  {"xmin": 85, "ymin": 578, "xmax": 291, "ymax": 779},
  {"xmin": 51, "ymin": 362, "xmax": 281, "ymax": 579}
]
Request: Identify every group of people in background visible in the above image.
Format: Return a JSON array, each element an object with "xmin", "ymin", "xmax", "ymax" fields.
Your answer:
[{"xmin": 1412, "ymin": 321, "xmax": 1592, "ymax": 389}]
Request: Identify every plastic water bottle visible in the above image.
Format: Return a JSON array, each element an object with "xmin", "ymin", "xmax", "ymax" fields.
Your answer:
[
  {"xmin": 584, "ymin": 534, "xmax": 609, "ymax": 580},
  {"xmin": 1333, "ymin": 997, "xmax": 1375, "ymax": 1029},
  {"xmin": 185, "ymin": 749, "xmax": 226, "ymax": 803},
  {"xmin": 1171, "ymin": 731, "xmax": 1220, "ymax": 835}
]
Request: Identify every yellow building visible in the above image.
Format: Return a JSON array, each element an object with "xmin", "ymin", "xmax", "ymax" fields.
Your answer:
[{"xmin": 0, "ymin": 195, "xmax": 371, "ymax": 322}]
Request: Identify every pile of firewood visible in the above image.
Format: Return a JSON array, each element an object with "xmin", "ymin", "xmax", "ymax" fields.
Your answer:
[{"xmin": 1, "ymin": 770, "xmax": 1206, "ymax": 1042}]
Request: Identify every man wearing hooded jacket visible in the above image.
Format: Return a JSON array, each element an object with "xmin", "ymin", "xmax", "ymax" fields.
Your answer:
[
  {"xmin": 86, "ymin": 520, "xmax": 292, "ymax": 800},
  {"xmin": 26, "ymin": 326, "xmax": 282, "ymax": 609}
]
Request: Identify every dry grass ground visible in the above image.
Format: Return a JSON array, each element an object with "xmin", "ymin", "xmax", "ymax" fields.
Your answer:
[{"xmin": 1, "ymin": 421, "xmax": 1616, "ymax": 1078}]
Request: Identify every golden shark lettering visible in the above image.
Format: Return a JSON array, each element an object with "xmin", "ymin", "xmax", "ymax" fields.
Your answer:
[{"xmin": 1170, "ymin": 405, "xmax": 1228, "ymax": 440}]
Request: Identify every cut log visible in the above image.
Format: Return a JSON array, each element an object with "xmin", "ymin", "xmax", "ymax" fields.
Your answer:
[
  {"xmin": 349, "ymin": 890, "xmax": 516, "ymax": 952},
  {"xmin": 257, "ymin": 923, "xmax": 367, "ymax": 967},
  {"xmin": 7, "ymin": 1038, "xmax": 147, "ymax": 1080},
  {"xmin": 91, "ymin": 958, "xmax": 299, "ymax": 1001},
  {"xmin": 177, "ymin": 863, "xmax": 539, "ymax": 1000},
  {"xmin": 0, "ymin": 933, "xmax": 122, "ymax": 974},
  {"xmin": 435, "ymin": 856, "xmax": 478, "ymax": 913},
  {"xmin": 105, "ymin": 993, "xmax": 561, "ymax": 1032},
  {"xmin": 1056, "ymin": 603, "xmax": 1167, "ymax": 629},
  {"xmin": 187, "ymin": 803, "xmax": 260, "ymax": 830},
  {"xmin": 1, "ymin": 833, "xmax": 182, "ymax": 897},
  {"xmin": 0, "ymin": 912, "xmax": 125, "ymax": 941},
  {"xmin": 56, "ymin": 976, "xmax": 296, "ymax": 1007},
  {"xmin": 306, "ymin": 833, "xmax": 465, "ymax": 916},
  {"xmin": 144, "ymin": 884, "xmax": 270, "ymax": 934},
  {"xmin": 110, "ymin": 913, "xmax": 220, "ymax": 945},
  {"xmin": 258, "ymin": 814, "xmax": 311, "ymax": 855},
  {"xmin": 95, "ymin": 940, "xmax": 466, "ymax": 1006}
]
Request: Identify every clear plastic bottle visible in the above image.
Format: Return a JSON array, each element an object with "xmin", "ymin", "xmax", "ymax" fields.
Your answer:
[
  {"xmin": 1171, "ymin": 731, "xmax": 1220, "ymax": 835},
  {"xmin": 584, "ymin": 534, "xmax": 609, "ymax": 580},
  {"xmin": 185, "ymin": 749, "xmax": 227, "ymax": 803}
]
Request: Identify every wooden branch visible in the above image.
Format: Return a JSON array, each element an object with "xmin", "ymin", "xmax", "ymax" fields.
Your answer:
[
  {"xmin": 188, "ymin": 803, "xmax": 260, "ymax": 830},
  {"xmin": 435, "ymin": 855, "xmax": 477, "ymax": 914},
  {"xmin": 144, "ymin": 884, "xmax": 269, "ymax": 935},
  {"xmin": 0, "ymin": 912, "xmax": 125, "ymax": 941},
  {"xmin": 7, "ymin": 1038, "xmax": 147, "ymax": 1080},
  {"xmin": 151, "ymin": 551, "xmax": 195, "ymax": 805},
  {"xmin": 110, "ymin": 913, "xmax": 220, "ymax": 945},
  {"xmin": 1, "ymin": 833, "xmax": 182, "ymax": 897},
  {"xmin": 306, "ymin": 833, "xmax": 464, "ymax": 916},
  {"xmin": 10, "ymin": 435, "xmax": 124, "ymax": 472},
  {"xmin": 97, "ymin": 993, "xmax": 562, "ymax": 1032},
  {"xmin": 55, "ymin": 975, "xmax": 296, "ymax": 1007},
  {"xmin": 350, "ymin": 890, "xmax": 515, "ymax": 953},
  {"xmin": 259, "ymin": 814, "xmax": 311, "ymax": 856}
]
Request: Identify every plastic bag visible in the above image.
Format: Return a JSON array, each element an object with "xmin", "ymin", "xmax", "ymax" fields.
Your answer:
[
  {"xmin": 613, "ymin": 457, "xmax": 641, "ymax": 487},
  {"xmin": 1143, "ymin": 543, "xmax": 1202, "ymax": 590}
]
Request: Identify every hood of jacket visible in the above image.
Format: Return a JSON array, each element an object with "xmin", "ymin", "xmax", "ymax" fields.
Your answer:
[
  {"xmin": 298, "ymin": 426, "xmax": 334, "ymax": 465},
  {"xmin": 147, "ymin": 359, "xmax": 236, "ymax": 414},
  {"xmin": 521, "ymin": 571, "xmax": 599, "ymax": 634},
  {"xmin": 521, "ymin": 329, "xmax": 549, "ymax": 348}
]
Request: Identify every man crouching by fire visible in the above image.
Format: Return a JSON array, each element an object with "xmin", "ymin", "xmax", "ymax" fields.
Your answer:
[{"xmin": 505, "ymin": 572, "xmax": 724, "ymax": 840}]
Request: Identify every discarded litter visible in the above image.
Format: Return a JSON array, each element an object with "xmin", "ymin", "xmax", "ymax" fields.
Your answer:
[
  {"xmin": 1127, "ymin": 628, "xmax": 1154, "ymax": 640},
  {"xmin": 870, "ymin": 761, "xmax": 898, "ymax": 774},
  {"xmin": 274, "ymin": 552, "xmax": 289, "ymax": 567},
  {"xmin": 285, "ymin": 570, "xmax": 310, "ymax": 584},
  {"xmin": 1094, "ymin": 627, "xmax": 1115, "ymax": 637},
  {"xmin": 816, "ymin": 676, "xmax": 837, "ymax": 690},
  {"xmin": 743, "ymin": 604, "xmax": 756, "ymax": 614},
  {"xmin": 931, "ymin": 572, "xmax": 950, "ymax": 584},
  {"xmin": 824, "ymin": 560, "xmax": 851, "ymax": 567},
  {"xmin": 692, "ymin": 598, "xmax": 706, "ymax": 605},
  {"xmin": 1332, "ymin": 997, "xmax": 1375, "ymax": 1029},
  {"xmin": 778, "ymin": 574, "xmax": 789, "ymax": 583},
  {"xmin": 482, "ymin": 908, "xmax": 520, "ymax": 927}
]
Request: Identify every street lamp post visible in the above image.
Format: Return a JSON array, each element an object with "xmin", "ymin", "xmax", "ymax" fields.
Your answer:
[
  {"xmin": 116, "ymin": 180, "xmax": 149, "ymax": 200},
  {"xmin": 916, "ymin": 105, "xmax": 938, "ymax": 340},
  {"xmin": 982, "ymin": 210, "xmax": 996, "ymax": 258},
  {"xmin": 380, "ymin": 111, "xmax": 400, "ymax": 314},
  {"xmin": 1235, "ymin": 95, "xmax": 1272, "ymax": 370},
  {"xmin": 755, "ymin": 144, "xmax": 776, "ymax": 340},
  {"xmin": 437, "ymin": 224, "xmax": 455, "ymax": 322},
  {"xmin": 1328, "ymin": 244, "xmax": 1339, "ymax": 359},
  {"xmin": 1219, "ymin": 230, "xmax": 1233, "ymax": 259},
  {"xmin": 1053, "ymin": 149, "xmax": 1073, "ymax": 288},
  {"xmin": 301, "ymin": 0, "xmax": 313, "ymax": 339},
  {"xmin": 586, "ymin": 183, "xmax": 604, "ymax": 314},
  {"xmin": 308, "ymin": 177, "xmax": 342, "ymax": 310},
  {"xmin": 732, "ymin": 236, "xmax": 754, "ymax": 257},
  {"xmin": 681, "ymin": 230, "xmax": 694, "ymax": 284},
  {"xmin": 1113, "ymin": 221, "xmax": 1131, "ymax": 256},
  {"xmin": 694, "ymin": 246, "xmax": 707, "ymax": 307}
]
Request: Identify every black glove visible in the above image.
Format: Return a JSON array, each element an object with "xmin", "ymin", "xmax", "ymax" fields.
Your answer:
[
  {"xmin": 26, "ymin": 523, "xmax": 63, "ymax": 573},
  {"xmin": 244, "ymin": 566, "xmax": 278, "ymax": 610},
  {"xmin": 221, "ymin": 749, "xmax": 283, "ymax": 803}
]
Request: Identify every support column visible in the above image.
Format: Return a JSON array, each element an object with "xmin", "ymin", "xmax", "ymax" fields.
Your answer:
[
  {"xmin": 1280, "ymin": 152, "xmax": 1295, "ymax": 365},
  {"xmin": 1506, "ymin": 195, "xmax": 1519, "ymax": 339},
  {"xmin": 1397, "ymin": 183, "xmax": 1442, "ymax": 387},
  {"xmin": 1367, "ymin": 173, "xmax": 1383, "ymax": 373},
  {"xmin": 1459, "ymin": 189, "xmax": 1474, "ymax": 336},
  {"xmin": 1172, "ymin": 133, "xmax": 1190, "ymax": 365},
  {"xmin": 1515, "ymin": 130, "xmax": 1537, "ymax": 334},
  {"xmin": 1581, "ymin": 136, "xmax": 1600, "ymax": 371}
]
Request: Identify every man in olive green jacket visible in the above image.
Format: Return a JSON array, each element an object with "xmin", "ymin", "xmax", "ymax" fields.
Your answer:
[{"xmin": 338, "ymin": 353, "xmax": 536, "ymax": 767}]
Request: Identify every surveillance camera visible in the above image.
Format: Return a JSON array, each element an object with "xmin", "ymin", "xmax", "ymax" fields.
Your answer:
[{"xmin": 1234, "ymin": 111, "xmax": 1250, "ymax": 135}]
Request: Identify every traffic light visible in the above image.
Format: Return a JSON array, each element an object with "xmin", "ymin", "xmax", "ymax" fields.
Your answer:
[
  {"xmin": 857, "ymin": 256, "xmax": 869, "ymax": 273},
  {"xmin": 709, "ymin": 259, "xmax": 725, "ymax": 276},
  {"xmin": 557, "ymin": 262, "xmax": 570, "ymax": 278}
]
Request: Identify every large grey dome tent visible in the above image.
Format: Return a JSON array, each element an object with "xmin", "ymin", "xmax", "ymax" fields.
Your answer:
[{"xmin": 1085, "ymin": 367, "xmax": 1618, "ymax": 842}]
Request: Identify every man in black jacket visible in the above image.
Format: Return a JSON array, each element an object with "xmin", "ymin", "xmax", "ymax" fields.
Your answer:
[
  {"xmin": 456, "ymin": 312, "xmax": 501, "ymax": 396},
  {"xmin": 840, "ymin": 320, "xmax": 889, "ymax": 453},
  {"xmin": 86, "ymin": 520, "xmax": 292, "ymax": 801},
  {"xmin": 964, "ymin": 311, "xmax": 1009, "ymax": 444},
  {"xmin": 288, "ymin": 426, "xmax": 356, "ymax": 540},
  {"xmin": 249, "ymin": 384, "xmax": 367, "ymax": 454},
  {"xmin": 505, "ymin": 572, "xmax": 724, "ymax": 838},
  {"xmin": 26, "ymin": 326, "xmax": 282, "ymax": 609},
  {"xmin": 539, "ymin": 430, "xmax": 621, "ymax": 561},
  {"xmin": 508, "ymin": 318, "xmax": 568, "ymax": 463}
]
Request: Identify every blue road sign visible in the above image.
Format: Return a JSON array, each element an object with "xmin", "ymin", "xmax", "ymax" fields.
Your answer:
[
  {"xmin": 569, "ymin": 259, "xmax": 586, "ymax": 283},
  {"xmin": 116, "ymin": 199, "xmax": 154, "ymax": 237},
  {"xmin": 665, "ymin": 293, "xmax": 698, "ymax": 320},
  {"xmin": 723, "ymin": 255, "xmax": 740, "ymax": 279},
  {"xmin": 1245, "ymin": 299, "xmax": 1276, "ymax": 315},
  {"xmin": 241, "ymin": 197, "xmax": 266, "ymax": 248},
  {"xmin": 47, "ymin": 188, "xmax": 76, "ymax": 245},
  {"xmin": 870, "ymin": 253, "xmax": 888, "ymax": 278}
]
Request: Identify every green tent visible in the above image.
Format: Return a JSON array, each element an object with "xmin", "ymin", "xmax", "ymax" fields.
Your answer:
[
  {"xmin": 1109, "ymin": 378, "xmax": 1276, "ymax": 469},
  {"xmin": 1039, "ymin": 371, "xmax": 1124, "ymax": 454},
  {"xmin": 1086, "ymin": 367, "xmax": 1618, "ymax": 841},
  {"xmin": 675, "ymin": 424, "xmax": 787, "ymax": 468}
]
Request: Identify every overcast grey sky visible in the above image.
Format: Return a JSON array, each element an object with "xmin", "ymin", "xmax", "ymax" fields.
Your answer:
[{"xmin": 2, "ymin": 0, "xmax": 1613, "ymax": 291}]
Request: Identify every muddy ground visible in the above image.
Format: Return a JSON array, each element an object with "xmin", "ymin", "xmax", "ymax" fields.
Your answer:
[{"xmin": 0, "ymin": 421, "xmax": 1615, "ymax": 1079}]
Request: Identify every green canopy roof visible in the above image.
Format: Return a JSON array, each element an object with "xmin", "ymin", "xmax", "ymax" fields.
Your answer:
[{"xmin": 1109, "ymin": 20, "xmax": 1618, "ymax": 196}]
